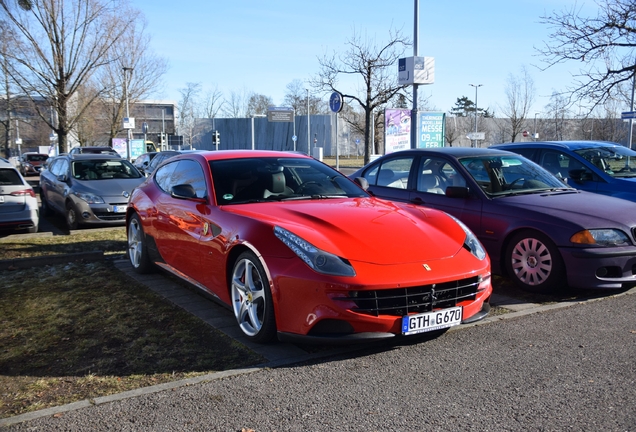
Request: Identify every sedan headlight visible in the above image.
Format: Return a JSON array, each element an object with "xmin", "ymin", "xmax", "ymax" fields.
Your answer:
[
  {"xmin": 274, "ymin": 226, "xmax": 356, "ymax": 276},
  {"xmin": 72, "ymin": 191, "xmax": 105, "ymax": 204},
  {"xmin": 447, "ymin": 214, "xmax": 487, "ymax": 260},
  {"xmin": 570, "ymin": 229, "xmax": 631, "ymax": 246}
]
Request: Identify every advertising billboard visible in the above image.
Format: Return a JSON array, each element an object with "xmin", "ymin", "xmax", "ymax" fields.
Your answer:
[
  {"xmin": 385, "ymin": 108, "xmax": 411, "ymax": 154},
  {"xmin": 417, "ymin": 112, "xmax": 445, "ymax": 148}
]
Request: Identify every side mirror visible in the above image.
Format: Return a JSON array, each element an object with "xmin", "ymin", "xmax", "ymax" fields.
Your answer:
[
  {"xmin": 568, "ymin": 168, "xmax": 592, "ymax": 183},
  {"xmin": 354, "ymin": 177, "xmax": 369, "ymax": 191},
  {"xmin": 57, "ymin": 174, "xmax": 68, "ymax": 183},
  {"xmin": 445, "ymin": 186, "xmax": 470, "ymax": 198},
  {"xmin": 171, "ymin": 184, "xmax": 206, "ymax": 202}
]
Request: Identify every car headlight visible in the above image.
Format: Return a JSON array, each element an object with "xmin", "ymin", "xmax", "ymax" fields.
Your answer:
[
  {"xmin": 447, "ymin": 214, "xmax": 487, "ymax": 260},
  {"xmin": 274, "ymin": 226, "xmax": 356, "ymax": 276},
  {"xmin": 570, "ymin": 229, "xmax": 631, "ymax": 246},
  {"xmin": 72, "ymin": 191, "xmax": 105, "ymax": 204}
]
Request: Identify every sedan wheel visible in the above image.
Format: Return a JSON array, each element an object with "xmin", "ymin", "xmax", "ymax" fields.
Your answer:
[
  {"xmin": 127, "ymin": 213, "xmax": 153, "ymax": 274},
  {"xmin": 505, "ymin": 230, "xmax": 565, "ymax": 293},
  {"xmin": 65, "ymin": 202, "xmax": 79, "ymax": 230},
  {"xmin": 231, "ymin": 251, "xmax": 276, "ymax": 343}
]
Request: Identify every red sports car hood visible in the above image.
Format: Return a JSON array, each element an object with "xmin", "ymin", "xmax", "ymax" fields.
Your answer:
[{"xmin": 224, "ymin": 198, "xmax": 467, "ymax": 264}]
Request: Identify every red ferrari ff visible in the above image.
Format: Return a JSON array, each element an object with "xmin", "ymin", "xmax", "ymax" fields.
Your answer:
[{"xmin": 126, "ymin": 150, "xmax": 492, "ymax": 343}]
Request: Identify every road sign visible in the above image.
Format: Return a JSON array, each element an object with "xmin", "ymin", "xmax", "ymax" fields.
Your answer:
[
  {"xmin": 329, "ymin": 92, "xmax": 343, "ymax": 113},
  {"xmin": 621, "ymin": 111, "xmax": 636, "ymax": 120},
  {"xmin": 267, "ymin": 107, "xmax": 293, "ymax": 122},
  {"xmin": 467, "ymin": 132, "xmax": 485, "ymax": 140}
]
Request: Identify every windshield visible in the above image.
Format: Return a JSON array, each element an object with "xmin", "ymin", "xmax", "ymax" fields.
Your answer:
[
  {"xmin": 72, "ymin": 160, "xmax": 142, "ymax": 180},
  {"xmin": 574, "ymin": 146, "xmax": 636, "ymax": 178},
  {"xmin": 210, "ymin": 157, "xmax": 368, "ymax": 204},
  {"xmin": 459, "ymin": 154, "xmax": 570, "ymax": 197},
  {"xmin": 25, "ymin": 154, "xmax": 48, "ymax": 162}
]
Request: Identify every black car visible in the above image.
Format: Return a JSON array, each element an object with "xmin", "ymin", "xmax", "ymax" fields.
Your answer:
[
  {"xmin": 143, "ymin": 150, "xmax": 199, "ymax": 177},
  {"xmin": 350, "ymin": 147, "xmax": 636, "ymax": 293}
]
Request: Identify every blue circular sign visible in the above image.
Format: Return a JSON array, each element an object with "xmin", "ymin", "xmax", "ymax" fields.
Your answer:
[{"xmin": 329, "ymin": 92, "xmax": 343, "ymax": 113}]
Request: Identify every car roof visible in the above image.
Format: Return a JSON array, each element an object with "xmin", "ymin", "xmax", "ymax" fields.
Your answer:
[
  {"xmin": 0, "ymin": 159, "xmax": 16, "ymax": 169},
  {"xmin": 370, "ymin": 147, "xmax": 515, "ymax": 159},
  {"xmin": 492, "ymin": 140, "xmax": 628, "ymax": 151},
  {"xmin": 63, "ymin": 153, "xmax": 124, "ymax": 161}
]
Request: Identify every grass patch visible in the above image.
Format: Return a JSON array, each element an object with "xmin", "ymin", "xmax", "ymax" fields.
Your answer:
[
  {"xmin": 0, "ymin": 228, "xmax": 127, "ymax": 260},
  {"xmin": 0, "ymin": 259, "xmax": 265, "ymax": 419}
]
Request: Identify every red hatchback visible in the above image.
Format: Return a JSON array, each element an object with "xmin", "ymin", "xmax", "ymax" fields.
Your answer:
[{"xmin": 126, "ymin": 150, "xmax": 492, "ymax": 343}]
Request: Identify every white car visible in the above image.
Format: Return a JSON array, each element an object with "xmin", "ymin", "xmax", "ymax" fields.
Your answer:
[{"xmin": 0, "ymin": 159, "xmax": 39, "ymax": 233}]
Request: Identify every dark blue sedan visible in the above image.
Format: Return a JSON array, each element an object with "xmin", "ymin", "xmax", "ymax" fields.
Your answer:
[
  {"xmin": 492, "ymin": 141, "xmax": 636, "ymax": 202},
  {"xmin": 350, "ymin": 147, "xmax": 636, "ymax": 293}
]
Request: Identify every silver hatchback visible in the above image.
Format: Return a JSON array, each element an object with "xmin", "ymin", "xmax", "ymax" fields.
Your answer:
[
  {"xmin": 0, "ymin": 159, "xmax": 39, "ymax": 233},
  {"xmin": 39, "ymin": 154, "xmax": 145, "ymax": 229}
]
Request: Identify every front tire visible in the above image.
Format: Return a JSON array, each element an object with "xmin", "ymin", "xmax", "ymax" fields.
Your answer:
[
  {"xmin": 127, "ymin": 213, "xmax": 153, "ymax": 274},
  {"xmin": 231, "ymin": 251, "xmax": 276, "ymax": 343},
  {"xmin": 65, "ymin": 201, "xmax": 79, "ymax": 230},
  {"xmin": 505, "ymin": 230, "xmax": 565, "ymax": 293}
]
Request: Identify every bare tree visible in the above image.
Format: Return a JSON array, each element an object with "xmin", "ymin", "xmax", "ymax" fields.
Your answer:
[
  {"xmin": 538, "ymin": 0, "xmax": 636, "ymax": 108},
  {"xmin": 543, "ymin": 91, "xmax": 570, "ymax": 141},
  {"xmin": 499, "ymin": 66, "xmax": 536, "ymax": 142},
  {"xmin": 93, "ymin": 15, "xmax": 168, "ymax": 145},
  {"xmin": 0, "ymin": 0, "xmax": 140, "ymax": 154},
  {"xmin": 246, "ymin": 93, "xmax": 273, "ymax": 116},
  {"xmin": 311, "ymin": 28, "xmax": 411, "ymax": 164},
  {"xmin": 200, "ymin": 86, "xmax": 224, "ymax": 119},
  {"xmin": 178, "ymin": 82, "xmax": 201, "ymax": 146},
  {"xmin": 222, "ymin": 88, "xmax": 251, "ymax": 118}
]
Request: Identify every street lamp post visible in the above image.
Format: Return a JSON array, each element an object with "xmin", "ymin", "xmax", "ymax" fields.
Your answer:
[
  {"xmin": 306, "ymin": 88, "xmax": 310, "ymax": 156},
  {"xmin": 251, "ymin": 114, "xmax": 266, "ymax": 150},
  {"xmin": 534, "ymin": 112, "xmax": 540, "ymax": 141},
  {"xmin": 469, "ymin": 84, "xmax": 482, "ymax": 147},
  {"xmin": 123, "ymin": 67, "xmax": 133, "ymax": 160}
]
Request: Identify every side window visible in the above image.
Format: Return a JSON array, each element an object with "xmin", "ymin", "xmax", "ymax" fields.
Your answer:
[
  {"xmin": 51, "ymin": 159, "xmax": 68, "ymax": 177},
  {"xmin": 172, "ymin": 160, "xmax": 207, "ymax": 199},
  {"xmin": 539, "ymin": 151, "xmax": 567, "ymax": 177},
  {"xmin": 416, "ymin": 157, "xmax": 465, "ymax": 194},
  {"xmin": 155, "ymin": 160, "xmax": 207, "ymax": 199},
  {"xmin": 154, "ymin": 161, "xmax": 178, "ymax": 193},
  {"xmin": 368, "ymin": 157, "xmax": 413, "ymax": 189}
]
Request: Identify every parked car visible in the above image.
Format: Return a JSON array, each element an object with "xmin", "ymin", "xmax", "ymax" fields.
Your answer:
[
  {"xmin": 142, "ymin": 150, "xmax": 199, "ymax": 177},
  {"xmin": 492, "ymin": 141, "xmax": 636, "ymax": 202},
  {"xmin": 40, "ymin": 154, "xmax": 144, "ymax": 229},
  {"xmin": 0, "ymin": 159, "xmax": 39, "ymax": 233},
  {"xmin": 126, "ymin": 150, "xmax": 492, "ymax": 343},
  {"xmin": 19, "ymin": 152, "xmax": 49, "ymax": 176},
  {"xmin": 69, "ymin": 146, "xmax": 121, "ymax": 157},
  {"xmin": 133, "ymin": 152, "xmax": 158, "ymax": 175},
  {"xmin": 350, "ymin": 147, "xmax": 636, "ymax": 293}
]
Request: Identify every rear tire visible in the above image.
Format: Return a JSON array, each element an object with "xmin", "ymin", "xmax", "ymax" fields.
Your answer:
[
  {"xmin": 127, "ymin": 213, "xmax": 153, "ymax": 274},
  {"xmin": 505, "ymin": 230, "xmax": 565, "ymax": 293}
]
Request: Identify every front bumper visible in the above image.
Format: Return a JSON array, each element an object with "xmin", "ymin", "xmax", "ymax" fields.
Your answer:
[
  {"xmin": 69, "ymin": 196, "xmax": 128, "ymax": 226},
  {"xmin": 560, "ymin": 245, "xmax": 636, "ymax": 289}
]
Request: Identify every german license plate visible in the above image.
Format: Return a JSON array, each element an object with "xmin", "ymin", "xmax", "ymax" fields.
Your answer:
[
  {"xmin": 113, "ymin": 205, "xmax": 126, "ymax": 213},
  {"xmin": 402, "ymin": 307, "xmax": 462, "ymax": 335}
]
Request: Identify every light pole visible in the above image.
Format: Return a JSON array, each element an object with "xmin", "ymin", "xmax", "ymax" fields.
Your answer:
[
  {"xmin": 306, "ymin": 88, "xmax": 310, "ymax": 156},
  {"xmin": 123, "ymin": 67, "xmax": 133, "ymax": 160},
  {"xmin": 251, "ymin": 114, "xmax": 266, "ymax": 150},
  {"xmin": 469, "ymin": 84, "xmax": 482, "ymax": 147},
  {"xmin": 533, "ymin": 112, "xmax": 540, "ymax": 141}
]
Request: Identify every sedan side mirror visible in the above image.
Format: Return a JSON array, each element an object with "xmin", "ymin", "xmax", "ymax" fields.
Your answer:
[
  {"xmin": 354, "ymin": 177, "xmax": 369, "ymax": 191},
  {"xmin": 445, "ymin": 186, "xmax": 470, "ymax": 198},
  {"xmin": 568, "ymin": 168, "xmax": 592, "ymax": 183}
]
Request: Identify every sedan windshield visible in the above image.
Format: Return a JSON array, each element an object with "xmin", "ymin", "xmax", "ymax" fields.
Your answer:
[
  {"xmin": 459, "ymin": 155, "xmax": 570, "ymax": 197},
  {"xmin": 72, "ymin": 160, "xmax": 142, "ymax": 180},
  {"xmin": 574, "ymin": 146, "xmax": 636, "ymax": 178},
  {"xmin": 210, "ymin": 157, "xmax": 368, "ymax": 204}
]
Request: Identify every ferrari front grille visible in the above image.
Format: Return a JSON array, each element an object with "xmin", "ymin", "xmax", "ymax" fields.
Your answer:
[{"xmin": 337, "ymin": 276, "xmax": 481, "ymax": 317}]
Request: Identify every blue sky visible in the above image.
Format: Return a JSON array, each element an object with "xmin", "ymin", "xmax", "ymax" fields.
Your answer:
[{"xmin": 131, "ymin": 0, "xmax": 600, "ymax": 115}]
